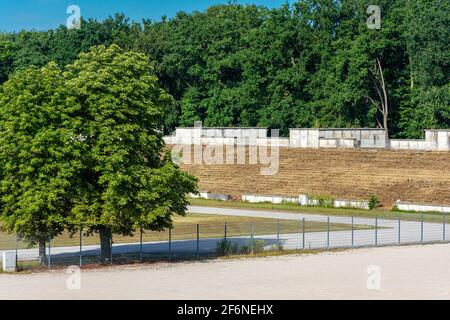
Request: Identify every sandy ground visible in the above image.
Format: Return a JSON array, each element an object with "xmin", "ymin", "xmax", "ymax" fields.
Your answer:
[{"xmin": 1, "ymin": 244, "xmax": 450, "ymax": 300}]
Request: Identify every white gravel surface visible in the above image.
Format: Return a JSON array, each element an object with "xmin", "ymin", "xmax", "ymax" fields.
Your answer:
[{"xmin": 1, "ymin": 244, "xmax": 450, "ymax": 300}]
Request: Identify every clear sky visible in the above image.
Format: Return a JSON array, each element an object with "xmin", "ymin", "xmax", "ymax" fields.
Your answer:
[{"xmin": 0, "ymin": 0, "xmax": 290, "ymax": 32}]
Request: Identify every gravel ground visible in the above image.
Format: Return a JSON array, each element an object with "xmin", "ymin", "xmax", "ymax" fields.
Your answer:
[{"xmin": 1, "ymin": 244, "xmax": 450, "ymax": 300}]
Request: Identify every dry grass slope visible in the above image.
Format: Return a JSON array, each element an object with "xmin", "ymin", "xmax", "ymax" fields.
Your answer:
[{"xmin": 175, "ymin": 146, "xmax": 450, "ymax": 208}]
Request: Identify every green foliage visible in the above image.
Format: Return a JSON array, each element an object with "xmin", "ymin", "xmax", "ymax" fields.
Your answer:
[
  {"xmin": 0, "ymin": 63, "xmax": 81, "ymax": 244},
  {"xmin": 268, "ymin": 243, "xmax": 284, "ymax": 252},
  {"xmin": 315, "ymin": 195, "xmax": 335, "ymax": 208},
  {"xmin": 62, "ymin": 44, "xmax": 197, "ymax": 237},
  {"xmin": 0, "ymin": 36, "xmax": 16, "ymax": 83},
  {"xmin": 369, "ymin": 195, "xmax": 380, "ymax": 210},
  {"xmin": 398, "ymin": 0, "xmax": 450, "ymax": 137},
  {"xmin": 216, "ymin": 239, "xmax": 239, "ymax": 256},
  {"xmin": 240, "ymin": 239, "xmax": 266, "ymax": 254},
  {"xmin": 217, "ymin": 239, "xmax": 283, "ymax": 257}
]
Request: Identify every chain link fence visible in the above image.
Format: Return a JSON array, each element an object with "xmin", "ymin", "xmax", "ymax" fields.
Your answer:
[{"xmin": 1, "ymin": 212, "xmax": 448, "ymax": 271}]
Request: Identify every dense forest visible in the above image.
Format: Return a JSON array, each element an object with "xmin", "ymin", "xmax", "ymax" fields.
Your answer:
[{"xmin": 0, "ymin": 0, "xmax": 448, "ymax": 137}]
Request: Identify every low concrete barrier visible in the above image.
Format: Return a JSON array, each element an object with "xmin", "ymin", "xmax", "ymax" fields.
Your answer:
[
  {"xmin": 189, "ymin": 192, "xmax": 231, "ymax": 201},
  {"xmin": 243, "ymin": 194, "xmax": 370, "ymax": 209},
  {"xmin": 2, "ymin": 251, "xmax": 16, "ymax": 272},
  {"xmin": 396, "ymin": 201, "xmax": 450, "ymax": 213},
  {"xmin": 335, "ymin": 199, "xmax": 370, "ymax": 210},
  {"xmin": 299, "ymin": 194, "xmax": 369, "ymax": 209},
  {"xmin": 242, "ymin": 194, "xmax": 298, "ymax": 204}
]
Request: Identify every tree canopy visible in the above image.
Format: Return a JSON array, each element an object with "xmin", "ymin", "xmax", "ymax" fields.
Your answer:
[
  {"xmin": 1, "ymin": 2, "xmax": 448, "ymax": 137},
  {"xmin": 0, "ymin": 62, "xmax": 81, "ymax": 261}
]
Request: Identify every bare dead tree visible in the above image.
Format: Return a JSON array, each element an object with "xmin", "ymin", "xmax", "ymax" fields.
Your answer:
[{"xmin": 367, "ymin": 57, "xmax": 390, "ymax": 146}]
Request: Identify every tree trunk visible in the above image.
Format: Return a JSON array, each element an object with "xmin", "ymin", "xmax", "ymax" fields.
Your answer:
[
  {"xmin": 99, "ymin": 227, "xmax": 112, "ymax": 263},
  {"xmin": 384, "ymin": 117, "xmax": 390, "ymax": 148},
  {"xmin": 38, "ymin": 239, "xmax": 47, "ymax": 266},
  {"xmin": 377, "ymin": 59, "xmax": 390, "ymax": 148}
]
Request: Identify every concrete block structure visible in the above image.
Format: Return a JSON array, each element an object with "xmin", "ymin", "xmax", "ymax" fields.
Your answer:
[
  {"xmin": 299, "ymin": 194, "xmax": 369, "ymax": 209},
  {"xmin": 243, "ymin": 194, "xmax": 299, "ymax": 204},
  {"xmin": 290, "ymin": 128, "xmax": 387, "ymax": 149},
  {"xmin": 2, "ymin": 251, "xmax": 16, "ymax": 272},
  {"xmin": 170, "ymin": 127, "xmax": 268, "ymax": 145},
  {"xmin": 391, "ymin": 130, "xmax": 450, "ymax": 151},
  {"xmin": 396, "ymin": 201, "xmax": 450, "ymax": 213},
  {"xmin": 165, "ymin": 127, "xmax": 449, "ymax": 152},
  {"xmin": 189, "ymin": 192, "xmax": 230, "ymax": 201}
]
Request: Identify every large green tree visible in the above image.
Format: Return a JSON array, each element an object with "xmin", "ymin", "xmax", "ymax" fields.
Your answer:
[
  {"xmin": 0, "ymin": 45, "xmax": 198, "ymax": 263},
  {"xmin": 63, "ymin": 45, "xmax": 197, "ymax": 261},
  {"xmin": 0, "ymin": 63, "xmax": 82, "ymax": 264}
]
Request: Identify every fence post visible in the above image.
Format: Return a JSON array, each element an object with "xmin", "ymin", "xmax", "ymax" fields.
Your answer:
[
  {"xmin": 79, "ymin": 227, "xmax": 83, "ymax": 267},
  {"xmin": 224, "ymin": 223, "xmax": 227, "ymax": 241},
  {"xmin": 251, "ymin": 223, "xmax": 254, "ymax": 255},
  {"xmin": 140, "ymin": 227, "xmax": 143, "ymax": 263},
  {"xmin": 327, "ymin": 217, "xmax": 330, "ymax": 249},
  {"xmin": 168, "ymin": 228, "xmax": 172, "ymax": 261},
  {"xmin": 302, "ymin": 218, "xmax": 305, "ymax": 250},
  {"xmin": 398, "ymin": 214, "xmax": 401, "ymax": 245},
  {"xmin": 444, "ymin": 212, "xmax": 446, "ymax": 242},
  {"xmin": 421, "ymin": 212, "xmax": 424, "ymax": 243},
  {"xmin": 110, "ymin": 236, "xmax": 113, "ymax": 265},
  {"xmin": 375, "ymin": 216, "xmax": 378, "ymax": 247},
  {"xmin": 277, "ymin": 221, "xmax": 280, "ymax": 246},
  {"xmin": 15, "ymin": 234, "xmax": 19, "ymax": 271},
  {"xmin": 351, "ymin": 217, "xmax": 354, "ymax": 248},
  {"xmin": 196, "ymin": 224, "xmax": 200, "ymax": 259},
  {"xmin": 48, "ymin": 234, "xmax": 51, "ymax": 270}
]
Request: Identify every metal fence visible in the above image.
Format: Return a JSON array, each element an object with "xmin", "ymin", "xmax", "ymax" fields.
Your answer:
[{"xmin": 1, "ymin": 212, "xmax": 448, "ymax": 271}]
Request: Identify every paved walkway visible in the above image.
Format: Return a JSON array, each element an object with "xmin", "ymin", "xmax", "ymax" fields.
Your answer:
[{"xmin": 1, "ymin": 206, "xmax": 448, "ymax": 263}]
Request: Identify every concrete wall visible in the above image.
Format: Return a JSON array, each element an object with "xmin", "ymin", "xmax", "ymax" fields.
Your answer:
[
  {"xmin": 433, "ymin": 130, "xmax": 450, "ymax": 151},
  {"xmin": 290, "ymin": 129, "xmax": 320, "ymax": 148},
  {"xmin": 319, "ymin": 139, "xmax": 358, "ymax": 149},
  {"xmin": 390, "ymin": 140, "xmax": 432, "ymax": 151},
  {"xmin": 191, "ymin": 192, "xmax": 450, "ymax": 212},
  {"xmin": 396, "ymin": 201, "xmax": 450, "ymax": 213},
  {"xmin": 257, "ymin": 138, "xmax": 290, "ymax": 147},
  {"xmin": 243, "ymin": 194, "xmax": 299, "ymax": 204},
  {"xmin": 172, "ymin": 127, "xmax": 268, "ymax": 145},
  {"xmin": 290, "ymin": 129, "xmax": 386, "ymax": 149},
  {"xmin": 189, "ymin": 192, "xmax": 231, "ymax": 201},
  {"xmin": 334, "ymin": 199, "xmax": 370, "ymax": 210},
  {"xmin": 391, "ymin": 130, "xmax": 450, "ymax": 151},
  {"xmin": 299, "ymin": 194, "xmax": 369, "ymax": 209},
  {"xmin": 176, "ymin": 127, "xmax": 267, "ymax": 138},
  {"xmin": 243, "ymin": 194, "xmax": 365, "ymax": 209},
  {"xmin": 166, "ymin": 127, "xmax": 449, "ymax": 152},
  {"xmin": 243, "ymin": 194, "xmax": 370, "ymax": 209}
]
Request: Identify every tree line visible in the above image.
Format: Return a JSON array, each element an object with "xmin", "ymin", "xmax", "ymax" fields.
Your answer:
[{"xmin": 1, "ymin": 1, "xmax": 448, "ymax": 138}]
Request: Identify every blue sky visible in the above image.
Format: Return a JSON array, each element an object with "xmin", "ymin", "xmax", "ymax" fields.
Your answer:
[{"xmin": 0, "ymin": 0, "xmax": 290, "ymax": 32}]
